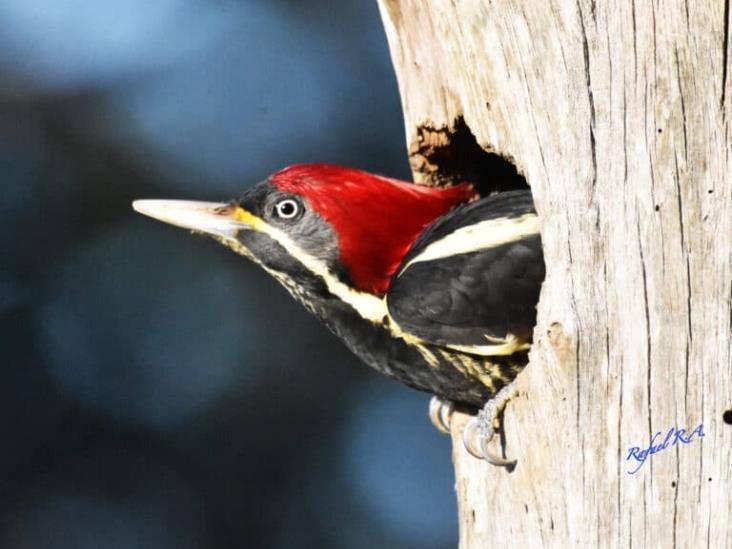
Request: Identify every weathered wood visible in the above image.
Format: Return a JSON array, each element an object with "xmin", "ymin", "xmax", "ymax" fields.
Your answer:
[{"xmin": 378, "ymin": 1, "xmax": 732, "ymax": 547}]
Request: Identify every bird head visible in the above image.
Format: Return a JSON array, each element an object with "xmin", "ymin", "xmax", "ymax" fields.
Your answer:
[{"xmin": 133, "ymin": 164, "xmax": 474, "ymax": 302}]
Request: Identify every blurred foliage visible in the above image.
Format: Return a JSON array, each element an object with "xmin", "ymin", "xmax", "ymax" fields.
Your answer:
[{"xmin": 0, "ymin": 1, "xmax": 457, "ymax": 548}]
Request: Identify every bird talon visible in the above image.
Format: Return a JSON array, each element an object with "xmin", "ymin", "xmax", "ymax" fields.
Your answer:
[
  {"xmin": 461, "ymin": 382, "xmax": 519, "ymax": 466},
  {"xmin": 462, "ymin": 414, "xmax": 515, "ymax": 466},
  {"xmin": 429, "ymin": 396, "xmax": 454, "ymax": 434}
]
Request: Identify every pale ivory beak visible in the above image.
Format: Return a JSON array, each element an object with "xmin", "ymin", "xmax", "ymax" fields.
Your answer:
[{"xmin": 132, "ymin": 199, "xmax": 251, "ymax": 238}]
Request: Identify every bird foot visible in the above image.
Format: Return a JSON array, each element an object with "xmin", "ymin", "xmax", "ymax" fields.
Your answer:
[
  {"xmin": 462, "ymin": 382, "xmax": 518, "ymax": 467},
  {"xmin": 428, "ymin": 395, "xmax": 454, "ymax": 434}
]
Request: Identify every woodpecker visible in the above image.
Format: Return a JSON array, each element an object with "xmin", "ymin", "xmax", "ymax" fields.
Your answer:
[{"xmin": 133, "ymin": 164, "xmax": 544, "ymax": 464}]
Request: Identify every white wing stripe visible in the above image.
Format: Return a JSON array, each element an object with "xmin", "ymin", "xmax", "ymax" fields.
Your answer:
[{"xmin": 399, "ymin": 213, "xmax": 540, "ymax": 274}]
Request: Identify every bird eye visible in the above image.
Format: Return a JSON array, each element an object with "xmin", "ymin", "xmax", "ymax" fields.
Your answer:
[{"xmin": 275, "ymin": 198, "xmax": 300, "ymax": 220}]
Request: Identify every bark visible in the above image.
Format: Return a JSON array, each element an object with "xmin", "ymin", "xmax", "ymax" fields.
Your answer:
[{"xmin": 377, "ymin": 1, "xmax": 732, "ymax": 547}]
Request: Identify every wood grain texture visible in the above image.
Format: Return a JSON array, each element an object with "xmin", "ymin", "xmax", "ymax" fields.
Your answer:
[{"xmin": 378, "ymin": 1, "xmax": 732, "ymax": 547}]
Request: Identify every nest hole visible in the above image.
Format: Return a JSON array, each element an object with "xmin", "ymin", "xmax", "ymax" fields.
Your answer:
[{"xmin": 408, "ymin": 117, "xmax": 528, "ymax": 196}]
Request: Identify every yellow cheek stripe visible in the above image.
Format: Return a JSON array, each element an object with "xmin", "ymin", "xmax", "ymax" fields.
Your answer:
[
  {"xmin": 231, "ymin": 207, "xmax": 388, "ymax": 323},
  {"xmin": 230, "ymin": 208, "xmax": 440, "ymax": 366}
]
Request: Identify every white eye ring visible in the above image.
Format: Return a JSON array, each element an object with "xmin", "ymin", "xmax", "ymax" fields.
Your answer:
[{"xmin": 275, "ymin": 198, "xmax": 299, "ymax": 219}]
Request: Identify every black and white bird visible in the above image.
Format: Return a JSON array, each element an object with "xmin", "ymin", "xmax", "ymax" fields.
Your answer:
[{"xmin": 133, "ymin": 164, "xmax": 544, "ymax": 463}]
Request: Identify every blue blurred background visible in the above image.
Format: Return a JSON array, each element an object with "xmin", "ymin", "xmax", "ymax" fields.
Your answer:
[{"xmin": 0, "ymin": 1, "xmax": 458, "ymax": 547}]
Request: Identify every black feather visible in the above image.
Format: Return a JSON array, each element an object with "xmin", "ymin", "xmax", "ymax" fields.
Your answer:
[{"xmin": 387, "ymin": 190, "xmax": 544, "ymax": 348}]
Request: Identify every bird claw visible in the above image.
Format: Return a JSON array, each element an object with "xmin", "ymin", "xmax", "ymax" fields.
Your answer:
[
  {"xmin": 461, "ymin": 382, "xmax": 518, "ymax": 467},
  {"xmin": 428, "ymin": 396, "xmax": 455, "ymax": 434},
  {"xmin": 429, "ymin": 384, "xmax": 518, "ymax": 467},
  {"xmin": 462, "ymin": 411, "xmax": 515, "ymax": 467}
]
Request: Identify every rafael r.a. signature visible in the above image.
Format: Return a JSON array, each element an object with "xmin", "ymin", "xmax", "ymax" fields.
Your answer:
[{"xmin": 626, "ymin": 423, "xmax": 704, "ymax": 475}]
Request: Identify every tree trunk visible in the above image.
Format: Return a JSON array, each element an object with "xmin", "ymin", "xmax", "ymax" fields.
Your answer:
[{"xmin": 377, "ymin": 1, "xmax": 732, "ymax": 547}]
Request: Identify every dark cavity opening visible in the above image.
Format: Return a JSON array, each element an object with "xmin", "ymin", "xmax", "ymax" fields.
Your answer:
[
  {"xmin": 408, "ymin": 117, "xmax": 528, "ymax": 196},
  {"xmin": 723, "ymin": 409, "xmax": 732, "ymax": 425}
]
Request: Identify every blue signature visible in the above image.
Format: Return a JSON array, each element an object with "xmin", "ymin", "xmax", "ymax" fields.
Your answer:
[{"xmin": 626, "ymin": 423, "xmax": 704, "ymax": 474}]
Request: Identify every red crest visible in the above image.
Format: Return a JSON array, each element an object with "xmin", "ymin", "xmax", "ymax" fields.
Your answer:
[{"xmin": 271, "ymin": 164, "xmax": 475, "ymax": 295}]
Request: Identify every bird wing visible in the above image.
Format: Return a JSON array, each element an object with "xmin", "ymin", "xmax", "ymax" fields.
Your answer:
[{"xmin": 385, "ymin": 190, "xmax": 544, "ymax": 356}]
